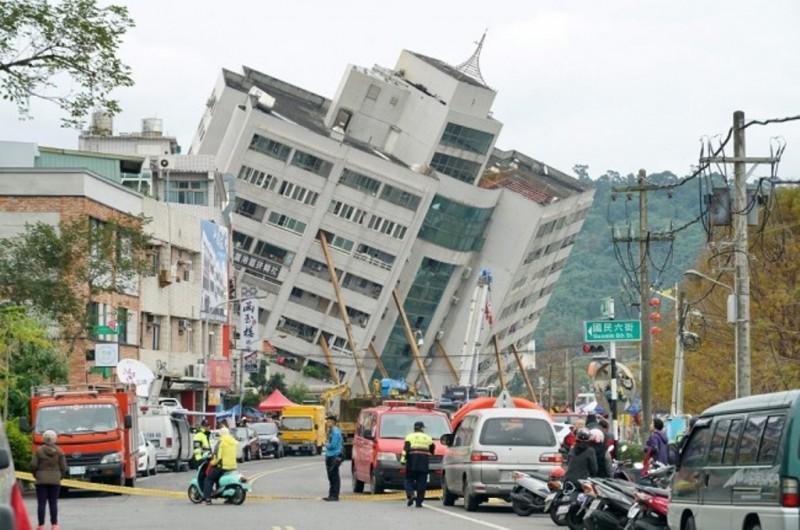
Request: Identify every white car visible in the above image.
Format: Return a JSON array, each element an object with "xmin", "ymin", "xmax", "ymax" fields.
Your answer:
[
  {"xmin": 137, "ymin": 432, "xmax": 157, "ymax": 476},
  {"xmin": 552, "ymin": 422, "xmax": 572, "ymax": 445}
]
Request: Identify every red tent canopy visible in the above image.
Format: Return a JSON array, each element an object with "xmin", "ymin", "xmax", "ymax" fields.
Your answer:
[{"xmin": 257, "ymin": 389, "xmax": 296, "ymax": 412}]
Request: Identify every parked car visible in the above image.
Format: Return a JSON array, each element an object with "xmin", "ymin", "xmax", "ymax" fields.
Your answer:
[
  {"xmin": 440, "ymin": 407, "xmax": 561, "ymax": 512},
  {"xmin": 232, "ymin": 427, "xmax": 260, "ymax": 462},
  {"xmin": 137, "ymin": 432, "xmax": 157, "ymax": 477},
  {"xmin": 352, "ymin": 401, "xmax": 450, "ymax": 494},
  {"xmin": 252, "ymin": 422, "xmax": 283, "ymax": 459},
  {"xmin": 0, "ymin": 418, "xmax": 29, "ymax": 529},
  {"xmin": 669, "ymin": 390, "xmax": 800, "ymax": 530}
]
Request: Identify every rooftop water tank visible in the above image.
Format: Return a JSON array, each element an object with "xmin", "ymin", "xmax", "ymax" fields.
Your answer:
[
  {"xmin": 142, "ymin": 118, "xmax": 163, "ymax": 137},
  {"xmin": 90, "ymin": 111, "xmax": 113, "ymax": 135}
]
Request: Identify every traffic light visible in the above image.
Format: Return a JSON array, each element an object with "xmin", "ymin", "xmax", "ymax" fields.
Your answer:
[{"xmin": 582, "ymin": 343, "xmax": 605, "ymax": 354}]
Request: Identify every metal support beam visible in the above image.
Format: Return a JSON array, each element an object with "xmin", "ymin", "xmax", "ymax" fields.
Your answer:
[
  {"xmin": 318, "ymin": 334, "xmax": 340, "ymax": 385},
  {"xmin": 434, "ymin": 339, "xmax": 459, "ymax": 384},
  {"xmin": 317, "ymin": 232, "xmax": 369, "ymax": 394},
  {"xmin": 391, "ymin": 289, "xmax": 434, "ymax": 398},
  {"xmin": 367, "ymin": 343, "xmax": 388, "ymax": 379},
  {"xmin": 511, "ymin": 344, "xmax": 537, "ymax": 402}
]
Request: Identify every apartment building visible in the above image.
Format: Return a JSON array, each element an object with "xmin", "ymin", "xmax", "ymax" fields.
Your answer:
[{"xmin": 189, "ymin": 44, "xmax": 593, "ymax": 396}]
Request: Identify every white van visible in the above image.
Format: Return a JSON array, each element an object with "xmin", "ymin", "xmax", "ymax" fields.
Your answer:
[
  {"xmin": 441, "ymin": 408, "xmax": 561, "ymax": 511},
  {"xmin": 139, "ymin": 408, "xmax": 192, "ymax": 470}
]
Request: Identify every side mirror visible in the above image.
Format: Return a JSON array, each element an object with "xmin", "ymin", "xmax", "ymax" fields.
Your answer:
[
  {"xmin": 124, "ymin": 415, "xmax": 133, "ymax": 429},
  {"xmin": 18, "ymin": 417, "xmax": 31, "ymax": 433},
  {"xmin": 440, "ymin": 433, "xmax": 454, "ymax": 447},
  {"xmin": 0, "ymin": 448, "xmax": 10, "ymax": 470}
]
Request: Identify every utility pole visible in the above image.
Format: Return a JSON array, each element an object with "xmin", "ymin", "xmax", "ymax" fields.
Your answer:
[
  {"xmin": 510, "ymin": 344, "xmax": 537, "ymax": 402},
  {"xmin": 612, "ymin": 169, "xmax": 673, "ymax": 442},
  {"xmin": 670, "ymin": 288, "xmax": 686, "ymax": 416},
  {"xmin": 733, "ymin": 110, "xmax": 752, "ymax": 397}
]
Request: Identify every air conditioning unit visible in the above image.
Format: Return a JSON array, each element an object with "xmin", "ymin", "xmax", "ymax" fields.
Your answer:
[
  {"xmin": 248, "ymin": 86, "xmax": 276, "ymax": 111},
  {"xmin": 158, "ymin": 268, "xmax": 172, "ymax": 287},
  {"xmin": 462, "ymin": 266, "xmax": 473, "ymax": 279},
  {"xmin": 277, "ymin": 317, "xmax": 287, "ymax": 329},
  {"xmin": 177, "ymin": 319, "xmax": 190, "ymax": 334},
  {"xmin": 157, "ymin": 157, "xmax": 170, "ymax": 169},
  {"xmin": 193, "ymin": 364, "xmax": 206, "ymax": 379},
  {"xmin": 451, "ymin": 296, "xmax": 460, "ymax": 305},
  {"xmin": 184, "ymin": 365, "xmax": 194, "ymax": 377},
  {"xmin": 435, "ymin": 330, "xmax": 445, "ymax": 341}
]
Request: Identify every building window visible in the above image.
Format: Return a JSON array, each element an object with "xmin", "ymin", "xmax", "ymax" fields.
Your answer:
[
  {"xmin": 339, "ymin": 168, "xmax": 381, "ymax": 196},
  {"xmin": 329, "ymin": 200, "xmax": 367, "ymax": 224},
  {"xmin": 331, "ymin": 235, "xmax": 354, "ymax": 253},
  {"xmin": 166, "ymin": 180, "xmax": 208, "ymax": 205},
  {"xmin": 366, "ymin": 215, "xmax": 408, "ymax": 240},
  {"xmin": 333, "ymin": 108, "xmax": 352, "ymax": 130},
  {"xmin": 253, "ymin": 240, "xmax": 294, "ymax": 266},
  {"xmin": 249, "ymin": 134, "xmax": 291, "ymax": 162},
  {"xmin": 380, "ymin": 184, "xmax": 421, "ymax": 211},
  {"xmin": 233, "ymin": 231, "xmax": 254, "ymax": 252},
  {"xmin": 430, "ymin": 152, "xmax": 482, "ymax": 183},
  {"xmin": 290, "ymin": 150, "xmax": 333, "ymax": 178},
  {"xmin": 278, "ymin": 181, "xmax": 318, "ymax": 206},
  {"xmin": 234, "ymin": 198, "xmax": 266, "ymax": 222},
  {"xmin": 365, "ymin": 84, "xmax": 381, "ymax": 101},
  {"xmin": 148, "ymin": 316, "xmax": 161, "ymax": 350},
  {"xmin": 355, "ymin": 243, "xmax": 395, "ymax": 270},
  {"xmin": 418, "ymin": 195, "xmax": 493, "ymax": 252},
  {"xmin": 117, "ymin": 307, "xmax": 128, "ymax": 344},
  {"xmin": 238, "ymin": 165, "xmax": 278, "ymax": 190},
  {"xmin": 439, "ymin": 122, "xmax": 495, "ymax": 155},
  {"xmin": 267, "ymin": 211, "xmax": 307, "ymax": 235}
]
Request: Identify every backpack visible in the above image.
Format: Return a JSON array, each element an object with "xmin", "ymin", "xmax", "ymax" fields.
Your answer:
[{"xmin": 667, "ymin": 442, "xmax": 680, "ymax": 466}]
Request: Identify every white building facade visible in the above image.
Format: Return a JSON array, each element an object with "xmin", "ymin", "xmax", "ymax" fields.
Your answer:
[{"xmin": 191, "ymin": 47, "xmax": 594, "ymax": 396}]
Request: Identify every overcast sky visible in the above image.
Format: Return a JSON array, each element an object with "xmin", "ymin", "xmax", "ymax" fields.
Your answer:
[{"xmin": 2, "ymin": 0, "xmax": 798, "ymax": 178}]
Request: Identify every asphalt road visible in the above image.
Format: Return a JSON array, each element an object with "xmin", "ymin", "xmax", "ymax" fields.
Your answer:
[{"xmin": 23, "ymin": 455, "xmax": 559, "ymax": 530}]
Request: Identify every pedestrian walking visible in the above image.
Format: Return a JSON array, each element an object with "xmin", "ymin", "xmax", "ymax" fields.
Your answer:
[
  {"xmin": 643, "ymin": 417, "xmax": 669, "ymax": 473},
  {"xmin": 400, "ymin": 421, "xmax": 434, "ymax": 508},
  {"xmin": 322, "ymin": 414, "xmax": 343, "ymax": 502},
  {"xmin": 31, "ymin": 429, "xmax": 66, "ymax": 530}
]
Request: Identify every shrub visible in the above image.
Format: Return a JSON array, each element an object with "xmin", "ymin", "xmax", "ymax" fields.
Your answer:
[
  {"xmin": 618, "ymin": 442, "xmax": 644, "ymax": 462},
  {"xmin": 6, "ymin": 418, "xmax": 32, "ymax": 471}
]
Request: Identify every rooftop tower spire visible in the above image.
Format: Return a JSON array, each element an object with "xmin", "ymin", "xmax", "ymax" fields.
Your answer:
[{"xmin": 455, "ymin": 30, "xmax": 488, "ymax": 86}]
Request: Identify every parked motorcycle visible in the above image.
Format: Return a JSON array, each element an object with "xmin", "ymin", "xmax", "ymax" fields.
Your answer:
[
  {"xmin": 584, "ymin": 478, "xmax": 637, "ymax": 530},
  {"xmin": 510, "ymin": 467, "xmax": 564, "ymax": 516},
  {"xmin": 187, "ymin": 457, "xmax": 251, "ymax": 505},
  {"xmin": 546, "ymin": 480, "xmax": 578, "ymax": 526},
  {"xmin": 625, "ymin": 489, "xmax": 669, "ymax": 530}
]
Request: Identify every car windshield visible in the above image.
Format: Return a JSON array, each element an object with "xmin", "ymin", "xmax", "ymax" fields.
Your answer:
[
  {"xmin": 252, "ymin": 423, "xmax": 278, "ymax": 436},
  {"xmin": 281, "ymin": 417, "xmax": 313, "ymax": 431},
  {"xmin": 232, "ymin": 428, "xmax": 250, "ymax": 441},
  {"xmin": 479, "ymin": 417, "xmax": 556, "ymax": 447},
  {"xmin": 35, "ymin": 404, "xmax": 118, "ymax": 434},
  {"xmin": 379, "ymin": 413, "xmax": 450, "ymax": 439}
]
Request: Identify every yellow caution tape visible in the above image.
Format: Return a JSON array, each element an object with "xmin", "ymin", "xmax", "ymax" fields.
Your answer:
[{"xmin": 15, "ymin": 471, "xmax": 440, "ymax": 502}]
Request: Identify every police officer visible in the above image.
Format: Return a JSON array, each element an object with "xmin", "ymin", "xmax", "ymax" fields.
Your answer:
[
  {"xmin": 400, "ymin": 421, "xmax": 435, "ymax": 508},
  {"xmin": 192, "ymin": 419, "xmax": 211, "ymax": 469}
]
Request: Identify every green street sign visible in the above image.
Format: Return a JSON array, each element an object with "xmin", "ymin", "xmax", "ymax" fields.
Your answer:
[
  {"xmin": 584, "ymin": 319, "xmax": 641, "ymax": 342},
  {"xmin": 93, "ymin": 325, "xmax": 118, "ymax": 335}
]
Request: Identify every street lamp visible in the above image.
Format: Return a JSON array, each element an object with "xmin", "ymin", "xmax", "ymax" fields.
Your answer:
[{"xmin": 682, "ymin": 268, "xmax": 741, "ymax": 398}]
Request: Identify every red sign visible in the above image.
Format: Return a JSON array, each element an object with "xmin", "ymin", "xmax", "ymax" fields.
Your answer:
[
  {"xmin": 207, "ymin": 359, "xmax": 232, "ymax": 388},
  {"xmin": 263, "ymin": 340, "xmax": 276, "ymax": 354}
]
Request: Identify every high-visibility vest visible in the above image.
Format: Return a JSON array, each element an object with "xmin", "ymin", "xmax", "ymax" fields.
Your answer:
[
  {"xmin": 193, "ymin": 430, "xmax": 210, "ymax": 460},
  {"xmin": 400, "ymin": 431, "xmax": 433, "ymax": 464}
]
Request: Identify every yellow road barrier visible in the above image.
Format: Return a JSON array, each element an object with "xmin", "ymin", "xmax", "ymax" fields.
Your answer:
[{"xmin": 15, "ymin": 471, "xmax": 440, "ymax": 502}]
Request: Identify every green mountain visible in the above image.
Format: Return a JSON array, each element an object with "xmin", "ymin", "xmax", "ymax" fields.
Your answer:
[{"xmin": 534, "ymin": 170, "xmax": 707, "ymax": 350}]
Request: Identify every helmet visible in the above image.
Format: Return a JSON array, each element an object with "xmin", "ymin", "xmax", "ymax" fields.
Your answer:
[
  {"xmin": 576, "ymin": 428, "xmax": 592, "ymax": 442},
  {"xmin": 590, "ymin": 428, "xmax": 604, "ymax": 444},
  {"xmin": 414, "ymin": 421, "xmax": 425, "ymax": 431},
  {"xmin": 201, "ymin": 419, "xmax": 209, "ymax": 427}
]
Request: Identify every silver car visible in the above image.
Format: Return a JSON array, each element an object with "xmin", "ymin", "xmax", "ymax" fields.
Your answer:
[
  {"xmin": 441, "ymin": 408, "xmax": 561, "ymax": 512},
  {"xmin": 0, "ymin": 418, "xmax": 24, "ymax": 529}
]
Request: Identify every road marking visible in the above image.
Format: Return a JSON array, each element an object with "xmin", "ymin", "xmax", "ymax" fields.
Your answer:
[
  {"xmin": 270, "ymin": 527, "xmax": 295, "ymax": 530},
  {"xmin": 423, "ymin": 504, "xmax": 513, "ymax": 530},
  {"xmin": 249, "ymin": 462, "xmax": 320, "ymax": 484}
]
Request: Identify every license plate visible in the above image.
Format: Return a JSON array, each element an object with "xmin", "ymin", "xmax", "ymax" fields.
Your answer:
[
  {"xmin": 69, "ymin": 466, "xmax": 86, "ymax": 476},
  {"xmin": 627, "ymin": 504, "xmax": 640, "ymax": 519},
  {"xmin": 556, "ymin": 504, "xmax": 570, "ymax": 516}
]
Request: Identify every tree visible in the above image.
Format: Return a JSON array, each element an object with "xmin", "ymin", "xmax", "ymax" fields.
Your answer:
[
  {"xmin": 286, "ymin": 383, "xmax": 309, "ymax": 404},
  {"xmin": 652, "ymin": 187, "xmax": 800, "ymax": 413},
  {"xmin": 0, "ymin": 306, "xmax": 67, "ymax": 419},
  {"xmin": 0, "ymin": 0, "xmax": 134, "ymax": 126},
  {"xmin": 264, "ymin": 373, "xmax": 287, "ymax": 396},
  {"xmin": 0, "ymin": 216, "xmax": 150, "ymax": 349}
]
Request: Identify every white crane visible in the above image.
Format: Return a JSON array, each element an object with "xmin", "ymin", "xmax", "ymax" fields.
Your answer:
[{"xmin": 458, "ymin": 269, "xmax": 493, "ymax": 387}]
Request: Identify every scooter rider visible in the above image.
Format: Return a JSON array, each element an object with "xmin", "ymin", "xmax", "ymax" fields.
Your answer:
[
  {"xmin": 203, "ymin": 426, "xmax": 238, "ymax": 505},
  {"xmin": 564, "ymin": 428, "xmax": 598, "ymax": 486},
  {"xmin": 192, "ymin": 420, "xmax": 211, "ymax": 469}
]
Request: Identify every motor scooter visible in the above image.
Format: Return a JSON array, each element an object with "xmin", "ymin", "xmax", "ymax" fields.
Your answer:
[
  {"xmin": 187, "ymin": 456, "xmax": 251, "ymax": 505},
  {"xmin": 510, "ymin": 467, "xmax": 565, "ymax": 516}
]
